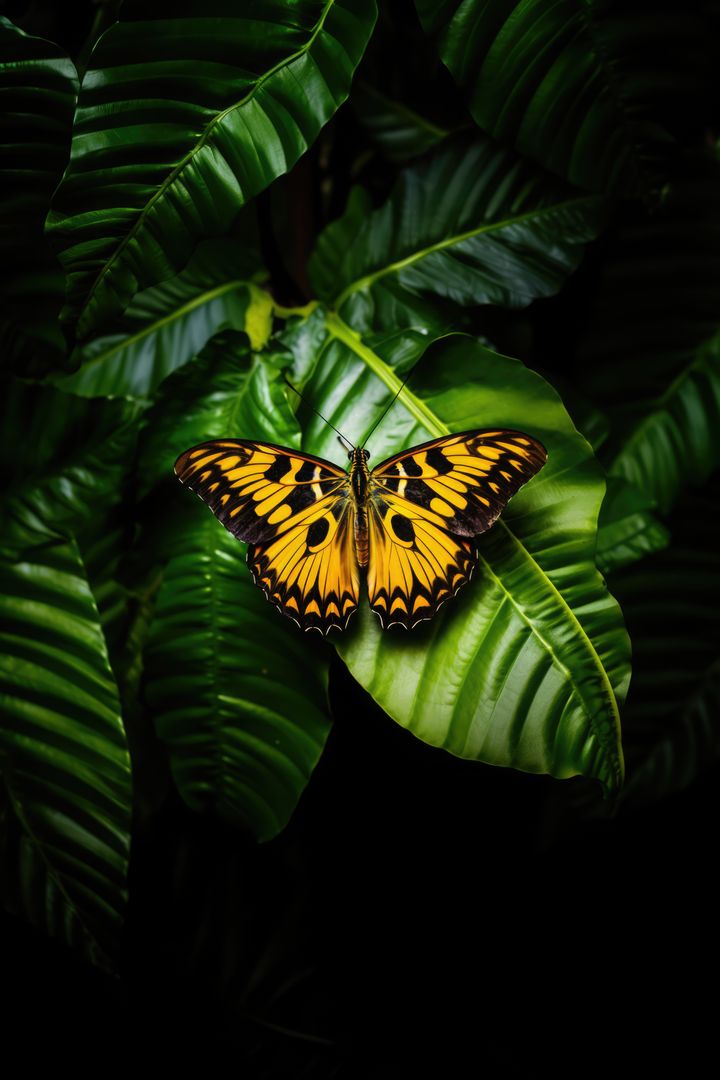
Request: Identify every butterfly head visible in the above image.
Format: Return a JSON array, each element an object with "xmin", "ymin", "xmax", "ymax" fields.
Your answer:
[{"xmin": 350, "ymin": 447, "xmax": 371, "ymax": 464}]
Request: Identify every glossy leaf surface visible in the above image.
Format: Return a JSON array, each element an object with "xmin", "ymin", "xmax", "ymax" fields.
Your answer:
[
  {"xmin": 142, "ymin": 336, "xmax": 332, "ymax": 839},
  {"xmin": 292, "ymin": 319, "xmax": 629, "ymax": 792},
  {"xmin": 416, "ymin": 0, "xmax": 709, "ymax": 195},
  {"xmin": 54, "ymin": 239, "xmax": 271, "ymax": 399},
  {"xmin": 596, "ymin": 477, "xmax": 669, "ymax": 575},
  {"xmin": 310, "ymin": 137, "xmax": 601, "ymax": 332},
  {"xmin": 48, "ymin": 0, "xmax": 377, "ymax": 338},
  {"xmin": 0, "ymin": 535, "xmax": 130, "ymax": 967}
]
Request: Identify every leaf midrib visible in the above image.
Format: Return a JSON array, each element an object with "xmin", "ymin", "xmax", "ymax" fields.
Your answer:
[
  {"xmin": 333, "ymin": 195, "xmax": 595, "ymax": 308},
  {"xmin": 75, "ymin": 0, "xmax": 336, "ymax": 325},
  {"xmin": 326, "ymin": 312, "xmax": 623, "ymax": 784},
  {"xmin": 65, "ymin": 279, "xmax": 256, "ymax": 380}
]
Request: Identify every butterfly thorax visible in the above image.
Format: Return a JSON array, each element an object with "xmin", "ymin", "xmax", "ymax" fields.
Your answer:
[{"xmin": 350, "ymin": 448, "xmax": 371, "ymax": 567}]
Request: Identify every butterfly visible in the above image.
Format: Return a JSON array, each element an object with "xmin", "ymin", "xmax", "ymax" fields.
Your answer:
[{"xmin": 174, "ymin": 428, "xmax": 547, "ymax": 634}]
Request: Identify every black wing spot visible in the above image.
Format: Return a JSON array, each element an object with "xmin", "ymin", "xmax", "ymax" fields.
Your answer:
[
  {"xmin": 426, "ymin": 448, "xmax": 453, "ymax": 475},
  {"xmin": 265, "ymin": 454, "xmax": 291, "ymax": 482},
  {"xmin": 296, "ymin": 460, "xmax": 316, "ymax": 482},
  {"xmin": 307, "ymin": 517, "xmax": 329, "ymax": 548},
  {"xmin": 402, "ymin": 457, "xmax": 423, "ymax": 477},
  {"xmin": 391, "ymin": 514, "xmax": 415, "ymax": 542}
]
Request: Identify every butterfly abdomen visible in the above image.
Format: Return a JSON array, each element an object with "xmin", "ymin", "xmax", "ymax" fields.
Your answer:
[
  {"xmin": 354, "ymin": 506, "xmax": 369, "ymax": 568},
  {"xmin": 350, "ymin": 449, "xmax": 371, "ymax": 568}
]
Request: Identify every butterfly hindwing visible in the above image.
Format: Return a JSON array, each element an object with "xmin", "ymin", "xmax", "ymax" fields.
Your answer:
[
  {"xmin": 370, "ymin": 430, "xmax": 547, "ymax": 536},
  {"xmin": 175, "ymin": 440, "xmax": 359, "ymax": 633},
  {"xmin": 248, "ymin": 497, "xmax": 360, "ymax": 633},
  {"xmin": 366, "ymin": 497, "xmax": 476, "ymax": 629}
]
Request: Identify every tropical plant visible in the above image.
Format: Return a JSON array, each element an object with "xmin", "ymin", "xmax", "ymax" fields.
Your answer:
[{"xmin": 1, "ymin": 0, "xmax": 718, "ymax": 1059}]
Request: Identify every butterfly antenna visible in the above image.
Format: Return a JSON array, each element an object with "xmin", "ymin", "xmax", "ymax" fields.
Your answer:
[
  {"xmin": 360, "ymin": 363, "xmax": 417, "ymax": 450},
  {"xmin": 283, "ymin": 376, "xmax": 355, "ymax": 452}
]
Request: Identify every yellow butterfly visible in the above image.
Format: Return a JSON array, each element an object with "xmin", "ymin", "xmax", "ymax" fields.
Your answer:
[{"xmin": 175, "ymin": 428, "xmax": 546, "ymax": 634}]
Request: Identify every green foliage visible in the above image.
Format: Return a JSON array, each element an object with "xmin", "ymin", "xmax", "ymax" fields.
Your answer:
[
  {"xmin": 1, "ymin": 0, "xmax": 717, "ymax": 979},
  {"xmin": 309, "ymin": 136, "xmax": 601, "ymax": 332},
  {"xmin": 0, "ymin": 18, "xmax": 77, "ymax": 372},
  {"xmin": 47, "ymin": 0, "xmax": 377, "ymax": 339},
  {"xmin": 610, "ymin": 476, "xmax": 720, "ymax": 805},
  {"xmin": 54, "ymin": 238, "xmax": 271, "ymax": 399},
  {"xmin": 415, "ymin": 0, "xmax": 712, "ymax": 196},
  {"xmin": 321, "ymin": 332, "xmax": 628, "ymax": 790},
  {"xmin": 145, "ymin": 509, "xmax": 331, "ymax": 841}
]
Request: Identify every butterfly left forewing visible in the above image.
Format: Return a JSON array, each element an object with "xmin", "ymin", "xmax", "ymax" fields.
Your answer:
[
  {"xmin": 175, "ymin": 439, "xmax": 348, "ymax": 544},
  {"xmin": 248, "ymin": 497, "xmax": 359, "ymax": 633}
]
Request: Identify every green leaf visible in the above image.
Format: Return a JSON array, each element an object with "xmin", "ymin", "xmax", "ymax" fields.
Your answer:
[
  {"xmin": 578, "ymin": 162, "xmax": 720, "ymax": 513},
  {"xmin": 47, "ymin": 0, "xmax": 378, "ymax": 340},
  {"xmin": 144, "ymin": 510, "xmax": 331, "ymax": 842},
  {"xmin": 302, "ymin": 317, "xmax": 628, "ymax": 793},
  {"xmin": 1, "ymin": 381, "xmax": 140, "ymax": 553},
  {"xmin": 137, "ymin": 331, "xmax": 299, "ymax": 498},
  {"xmin": 0, "ymin": 18, "xmax": 77, "ymax": 373},
  {"xmin": 415, "ymin": 0, "xmax": 710, "ymax": 195},
  {"xmin": 610, "ymin": 477, "xmax": 720, "ymax": 804},
  {"xmin": 0, "ymin": 536, "xmax": 131, "ymax": 968},
  {"xmin": 142, "ymin": 338, "xmax": 331, "ymax": 840},
  {"xmin": 53, "ymin": 239, "xmax": 272, "ymax": 399},
  {"xmin": 352, "ymin": 82, "xmax": 451, "ymax": 162},
  {"xmin": 596, "ymin": 477, "xmax": 670, "ymax": 575},
  {"xmin": 309, "ymin": 136, "xmax": 601, "ymax": 332}
]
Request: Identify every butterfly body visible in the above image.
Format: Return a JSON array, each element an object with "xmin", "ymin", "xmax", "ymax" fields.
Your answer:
[{"xmin": 175, "ymin": 429, "xmax": 546, "ymax": 634}]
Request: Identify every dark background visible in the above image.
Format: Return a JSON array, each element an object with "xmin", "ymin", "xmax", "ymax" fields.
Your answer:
[{"xmin": 2, "ymin": 0, "xmax": 717, "ymax": 1072}]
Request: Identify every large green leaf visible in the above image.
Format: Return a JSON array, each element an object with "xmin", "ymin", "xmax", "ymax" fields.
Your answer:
[
  {"xmin": 309, "ymin": 136, "xmax": 601, "ymax": 333},
  {"xmin": 141, "ymin": 336, "xmax": 332, "ymax": 839},
  {"xmin": 144, "ymin": 510, "xmax": 331, "ymax": 842},
  {"xmin": 53, "ymin": 239, "xmax": 272, "ymax": 399},
  {"xmin": 137, "ymin": 330, "xmax": 300, "ymax": 498},
  {"xmin": 415, "ymin": 0, "xmax": 710, "ymax": 195},
  {"xmin": 609, "ymin": 477, "xmax": 720, "ymax": 804},
  {"xmin": 0, "ymin": 18, "xmax": 77, "ymax": 373},
  {"xmin": 47, "ymin": 0, "xmax": 377, "ymax": 339},
  {"xmin": 1, "ymin": 381, "xmax": 139, "ymax": 554},
  {"xmin": 0, "ymin": 535, "xmax": 131, "ymax": 968},
  {"xmin": 578, "ymin": 161, "xmax": 720, "ymax": 513},
  {"xmin": 291, "ymin": 316, "xmax": 628, "ymax": 792}
]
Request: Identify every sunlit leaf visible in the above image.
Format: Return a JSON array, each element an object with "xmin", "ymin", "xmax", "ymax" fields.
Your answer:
[
  {"xmin": 53, "ymin": 239, "xmax": 271, "ymax": 399},
  {"xmin": 288, "ymin": 316, "xmax": 629, "ymax": 792}
]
